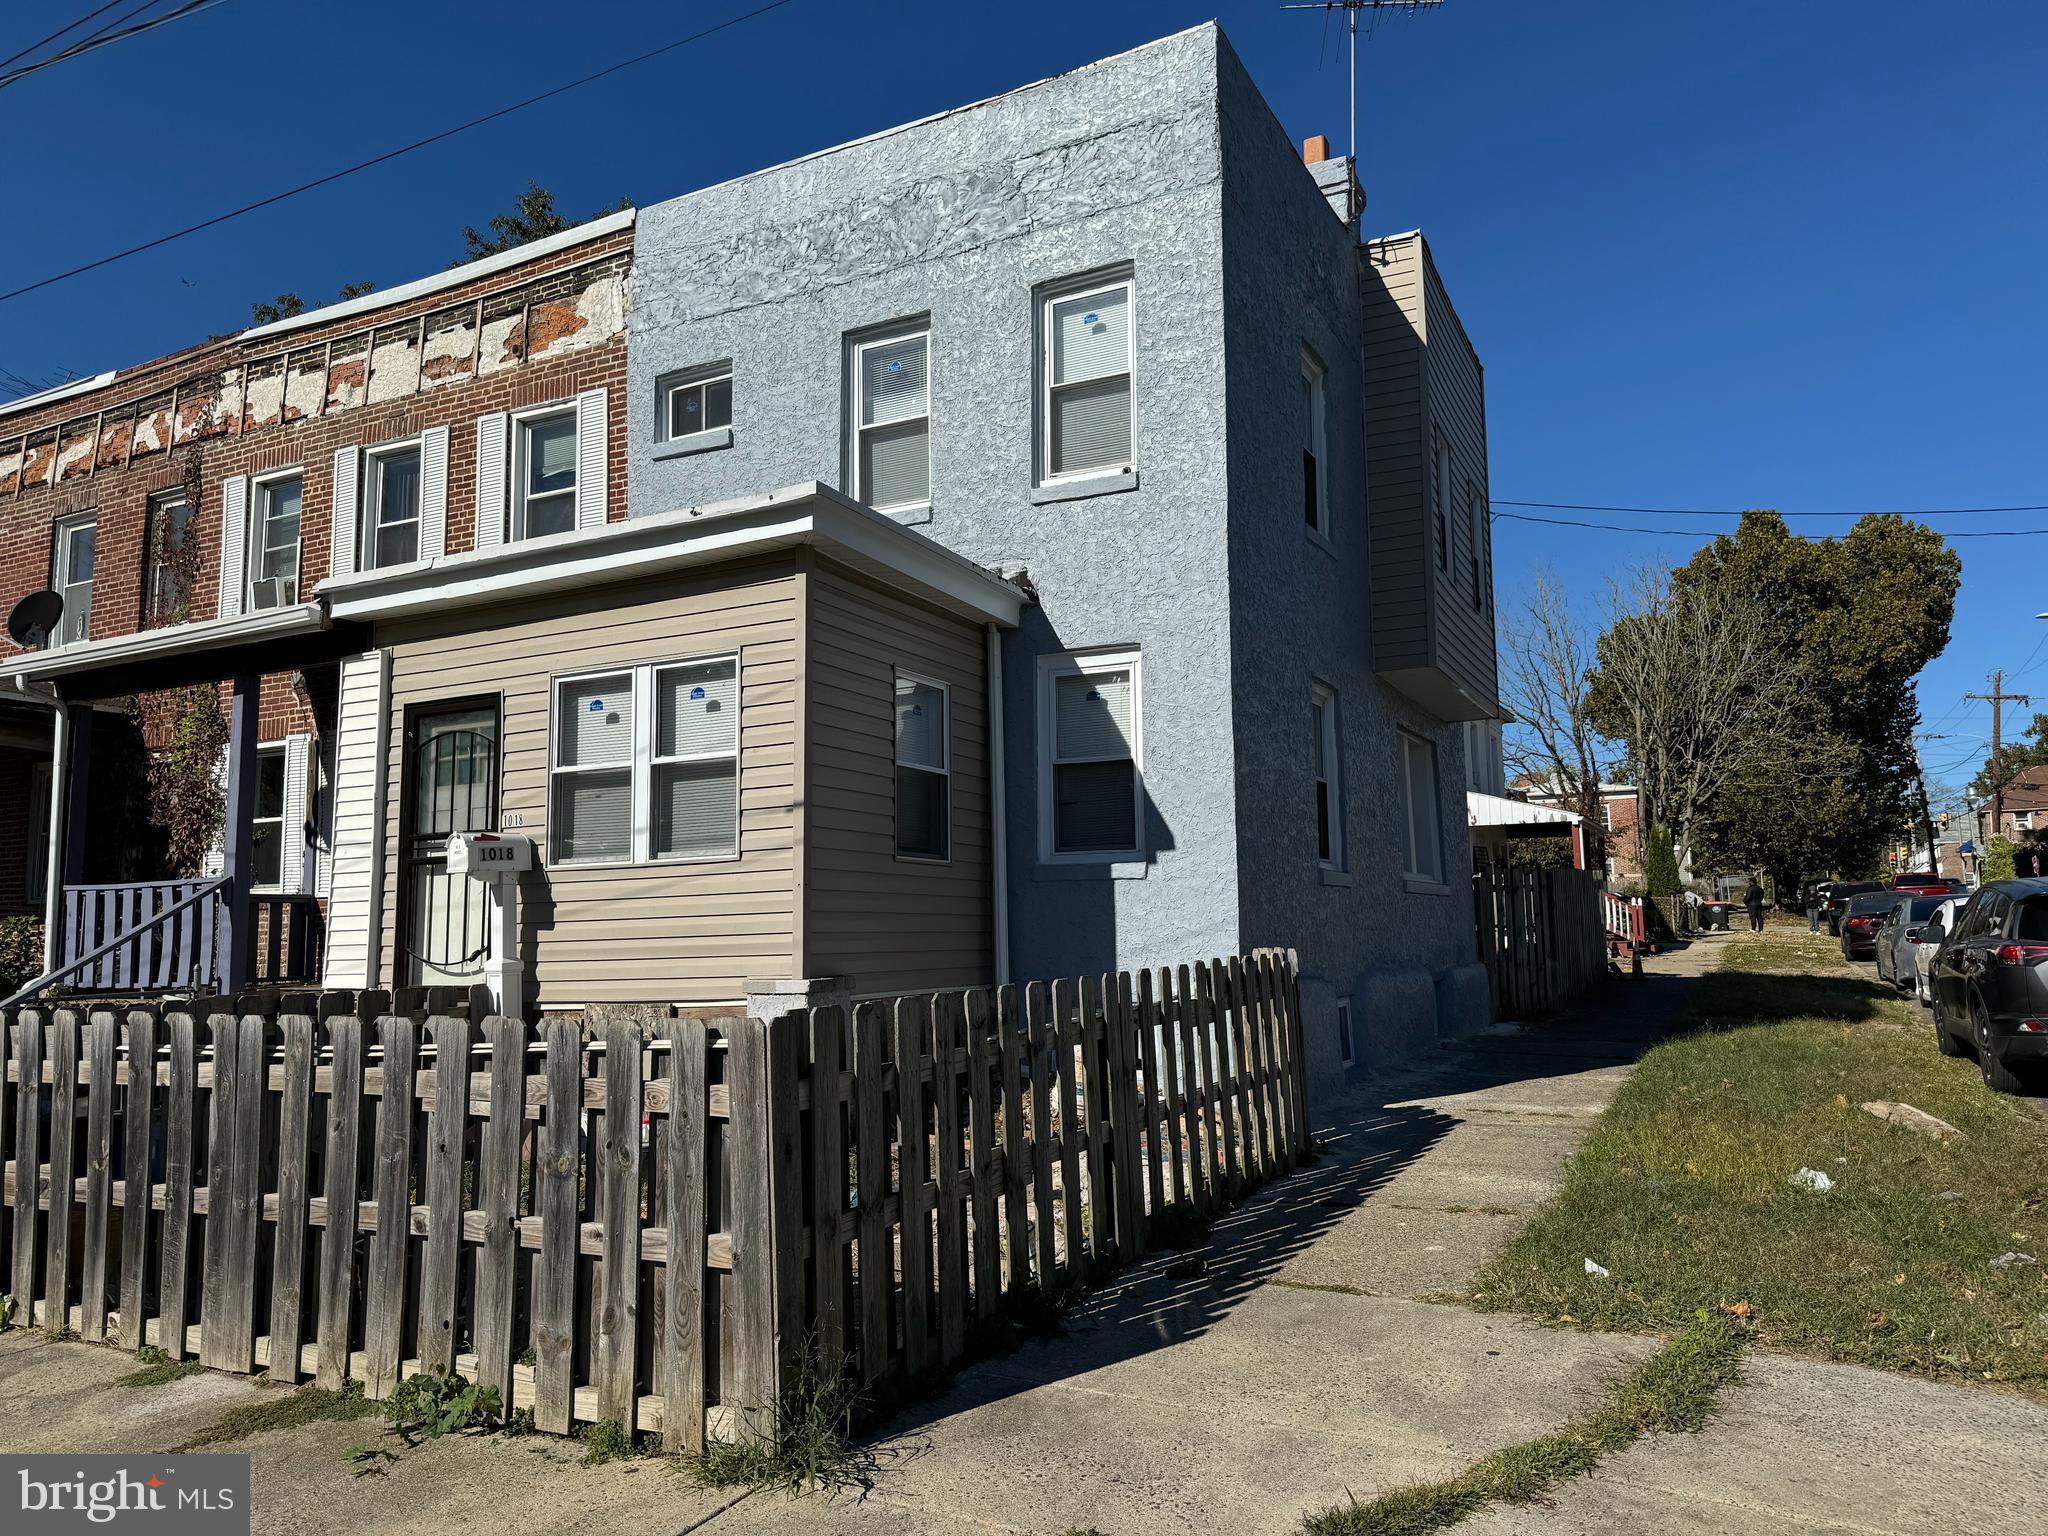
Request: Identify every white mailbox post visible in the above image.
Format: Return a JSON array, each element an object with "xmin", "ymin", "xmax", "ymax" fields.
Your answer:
[{"xmin": 446, "ymin": 831, "xmax": 533, "ymax": 1017}]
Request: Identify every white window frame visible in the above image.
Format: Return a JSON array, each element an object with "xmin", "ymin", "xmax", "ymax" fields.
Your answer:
[
  {"xmin": 145, "ymin": 491, "xmax": 193, "ymax": 622},
  {"xmin": 1400, "ymin": 729, "xmax": 1446, "ymax": 889},
  {"xmin": 548, "ymin": 654, "xmax": 742, "ymax": 868},
  {"xmin": 1337, "ymin": 996, "xmax": 1353, "ymax": 1066},
  {"xmin": 661, "ymin": 363, "xmax": 734, "ymax": 443},
  {"xmin": 847, "ymin": 325, "xmax": 932, "ymax": 513},
  {"xmin": 251, "ymin": 741, "xmax": 289, "ymax": 894},
  {"xmin": 51, "ymin": 511, "xmax": 96, "ymax": 646},
  {"xmin": 1038, "ymin": 648, "xmax": 1144, "ymax": 865},
  {"xmin": 1301, "ymin": 347, "xmax": 1329, "ymax": 540},
  {"xmin": 893, "ymin": 670, "xmax": 951, "ymax": 863},
  {"xmin": 1312, "ymin": 681, "xmax": 1345, "ymax": 872},
  {"xmin": 512, "ymin": 402, "xmax": 579, "ymax": 541},
  {"xmin": 363, "ymin": 437, "xmax": 424, "ymax": 572},
  {"xmin": 248, "ymin": 466, "xmax": 304, "ymax": 606},
  {"xmin": 1040, "ymin": 275, "xmax": 1136, "ymax": 486}
]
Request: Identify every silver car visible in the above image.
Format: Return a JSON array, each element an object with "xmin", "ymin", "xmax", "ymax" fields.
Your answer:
[{"xmin": 1892, "ymin": 894, "xmax": 1964, "ymax": 1003}]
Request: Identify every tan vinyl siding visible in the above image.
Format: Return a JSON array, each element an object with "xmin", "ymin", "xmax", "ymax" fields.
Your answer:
[
  {"xmin": 377, "ymin": 557, "xmax": 802, "ymax": 1009},
  {"xmin": 1363, "ymin": 234, "xmax": 1431, "ymax": 673},
  {"xmin": 1420, "ymin": 245, "xmax": 1499, "ymax": 713},
  {"xmin": 803, "ymin": 559, "xmax": 993, "ymax": 997}
]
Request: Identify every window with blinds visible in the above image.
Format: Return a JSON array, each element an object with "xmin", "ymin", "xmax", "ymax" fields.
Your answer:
[
  {"xmin": 252, "ymin": 746, "xmax": 287, "ymax": 889},
  {"xmin": 368, "ymin": 446, "xmax": 422, "ymax": 569},
  {"xmin": 549, "ymin": 656, "xmax": 741, "ymax": 866},
  {"xmin": 1044, "ymin": 280, "xmax": 1133, "ymax": 481},
  {"xmin": 253, "ymin": 473, "xmax": 302, "ymax": 603},
  {"xmin": 1401, "ymin": 731, "xmax": 1444, "ymax": 884},
  {"xmin": 51, "ymin": 512, "xmax": 95, "ymax": 646},
  {"xmin": 851, "ymin": 329, "xmax": 931, "ymax": 511},
  {"xmin": 517, "ymin": 408, "xmax": 578, "ymax": 539},
  {"xmin": 1045, "ymin": 656, "xmax": 1140, "ymax": 857},
  {"xmin": 894, "ymin": 673, "xmax": 949, "ymax": 860}
]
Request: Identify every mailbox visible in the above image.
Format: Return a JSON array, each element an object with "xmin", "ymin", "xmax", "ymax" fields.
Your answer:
[{"xmin": 446, "ymin": 831, "xmax": 534, "ymax": 878}]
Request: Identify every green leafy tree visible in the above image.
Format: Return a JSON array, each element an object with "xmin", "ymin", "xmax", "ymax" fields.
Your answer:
[
  {"xmin": 455, "ymin": 183, "xmax": 631, "ymax": 266},
  {"xmin": 1983, "ymin": 836, "xmax": 2018, "ymax": 883},
  {"xmin": 251, "ymin": 281, "xmax": 375, "ymax": 325}
]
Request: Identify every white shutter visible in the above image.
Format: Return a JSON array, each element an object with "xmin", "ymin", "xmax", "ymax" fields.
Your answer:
[
  {"xmin": 217, "ymin": 475, "xmax": 248, "ymax": 618},
  {"xmin": 475, "ymin": 412, "xmax": 508, "ymax": 551},
  {"xmin": 329, "ymin": 446, "xmax": 361, "ymax": 580},
  {"xmin": 200, "ymin": 744, "xmax": 228, "ymax": 877},
  {"xmin": 322, "ymin": 650, "xmax": 392, "ymax": 989},
  {"xmin": 314, "ymin": 740, "xmax": 335, "ymax": 898},
  {"xmin": 574, "ymin": 386, "xmax": 608, "ymax": 530},
  {"xmin": 282, "ymin": 734, "xmax": 310, "ymax": 895},
  {"xmin": 418, "ymin": 424, "xmax": 450, "ymax": 560}
]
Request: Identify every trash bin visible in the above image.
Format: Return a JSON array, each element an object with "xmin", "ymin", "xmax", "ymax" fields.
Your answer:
[{"xmin": 1701, "ymin": 901, "xmax": 1731, "ymax": 931}]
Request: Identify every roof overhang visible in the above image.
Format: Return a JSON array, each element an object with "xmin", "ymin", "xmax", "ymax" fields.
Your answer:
[
  {"xmin": 320, "ymin": 482, "xmax": 1029, "ymax": 628},
  {"xmin": 0, "ymin": 603, "xmax": 365, "ymax": 699},
  {"xmin": 1468, "ymin": 790, "xmax": 1581, "ymax": 830}
]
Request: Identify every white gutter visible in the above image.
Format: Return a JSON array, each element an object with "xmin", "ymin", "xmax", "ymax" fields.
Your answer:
[
  {"xmin": 0, "ymin": 602, "xmax": 326, "ymax": 686},
  {"xmin": 41, "ymin": 703, "xmax": 67, "ymax": 971},
  {"xmin": 986, "ymin": 624, "xmax": 1010, "ymax": 986},
  {"xmin": 0, "ymin": 371, "xmax": 119, "ymax": 426}
]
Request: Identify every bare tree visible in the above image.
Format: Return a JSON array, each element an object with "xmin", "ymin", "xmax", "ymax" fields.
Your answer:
[
  {"xmin": 1500, "ymin": 567, "xmax": 1609, "ymax": 870},
  {"xmin": 1591, "ymin": 562, "xmax": 1827, "ymax": 875}
]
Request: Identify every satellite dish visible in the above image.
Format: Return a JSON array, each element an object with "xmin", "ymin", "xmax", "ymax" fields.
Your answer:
[{"xmin": 7, "ymin": 590, "xmax": 63, "ymax": 650}]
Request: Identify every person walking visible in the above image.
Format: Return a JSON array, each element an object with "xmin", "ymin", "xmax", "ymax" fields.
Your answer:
[
  {"xmin": 1744, "ymin": 876, "xmax": 1766, "ymax": 933},
  {"xmin": 1806, "ymin": 884, "xmax": 1823, "ymax": 934}
]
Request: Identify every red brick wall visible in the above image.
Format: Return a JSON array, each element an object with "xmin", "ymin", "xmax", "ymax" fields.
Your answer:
[
  {"xmin": 0, "ymin": 228, "xmax": 631, "ymax": 756},
  {"xmin": 1604, "ymin": 791, "xmax": 1645, "ymax": 885}
]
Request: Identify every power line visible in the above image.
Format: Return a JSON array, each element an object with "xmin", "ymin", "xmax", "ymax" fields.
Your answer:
[
  {"xmin": 0, "ymin": 0, "xmax": 800, "ymax": 307},
  {"xmin": 0, "ymin": 0, "xmax": 225, "ymax": 92},
  {"xmin": 1494, "ymin": 498, "xmax": 2048, "ymax": 519},
  {"xmin": 0, "ymin": 0, "xmax": 129, "ymax": 72},
  {"xmin": 1491, "ymin": 509, "xmax": 2048, "ymax": 540}
]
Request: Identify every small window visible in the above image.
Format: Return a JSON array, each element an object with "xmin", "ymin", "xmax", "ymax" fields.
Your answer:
[
  {"xmin": 51, "ymin": 512, "xmax": 95, "ymax": 645},
  {"xmin": 1301, "ymin": 349, "xmax": 1328, "ymax": 536},
  {"xmin": 1599, "ymin": 801, "xmax": 1613, "ymax": 833},
  {"xmin": 1312, "ymin": 682, "xmax": 1344, "ymax": 869},
  {"xmin": 252, "ymin": 746, "xmax": 287, "ymax": 889},
  {"xmin": 1337, "ymin": 997, "xmax": 1353, "ymax": 1066},
  {"xmin": 1433, "ymin": 434, "xmax": 1452, "ymax": 575},
  {"xmin": 144, "ymin": 492, "xmax": 195, "ymax": 622},
  {"xmin": 895, "ymin": 674, "xmax": 950, "ymax": 860},
  {"xmin": 515, "ymin": 408, "xmax": 578, "ymax": 539},
  {"xmin": 1044, "ymin": 653, "xmax": 1141, "ymax": 858},
  {"xmin": 549, "ymin": 656, "xmax": 741, "ymax": 866},
  {"xmin": 1401, "ymin": 731, "xmax": 1444, "ymax": 884},
  {"xmin": 850, "ymin": 329, "xmax": 931, "ymax": 511},
  {"xmin": 1043, "ymin": 280, "xmax": 1134, "ymax": 481},
  {"xmin": 366, "ymin": 445, "xmax": 422, "ymax": 569},
  {"xmin": 1466, "ymin": 477, "xmax": 1484, "ymax": 609},
  {"xmin": 664, "ymin": 367, "xmax": 733, "ymax": 441},
  {"xmin": 251, "ymin": 473, "xmax": 303, "ymax": 605}
]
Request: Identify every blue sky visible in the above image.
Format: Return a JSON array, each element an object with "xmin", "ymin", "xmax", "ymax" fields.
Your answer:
[{"xmin": 3, "ymin": 1, "xmax": 2043, "ymax": 802}]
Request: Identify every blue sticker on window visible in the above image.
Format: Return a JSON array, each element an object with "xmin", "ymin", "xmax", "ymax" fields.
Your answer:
[
  {"xmin": 908, "ymin": 704, "xmax": 924, "ymax": 716},
  {"xmin": 690, "ymin": 686, "xmax": 706, "ymax": 700},
  {"xmin": 589, "ymin": 699, "xmax": 604, "ymax": 712},
  {"xmin": 887, "ymin": 359, "xmax": 903, "ymax": 373},
  {"xmin": 1084, "ymin": 312, "xmax": 1100, "ymax": 326},
  {"xmin": 1086, "ymin": 688, "xmax": 1103, "ymax": 703}
]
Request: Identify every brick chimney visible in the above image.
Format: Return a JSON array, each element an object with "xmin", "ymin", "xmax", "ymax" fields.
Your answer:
[{"xmin": 1301, "ymin": 134, "xmax": 1363, "ymax": 232}]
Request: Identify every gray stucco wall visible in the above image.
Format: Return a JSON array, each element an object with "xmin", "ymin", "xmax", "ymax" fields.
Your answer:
[
  {"xmin": 628, "ymin": 26, "xmax": 1244, "ymax": 980},
  {"xmin": 1213, "ymin": 40, "xmax": 1483, "ymax": 1096}
]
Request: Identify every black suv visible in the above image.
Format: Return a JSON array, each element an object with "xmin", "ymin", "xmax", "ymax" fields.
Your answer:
[{"xmin": 1928, "ymin": 878, "xmax": 2048, "ymax": 1093}]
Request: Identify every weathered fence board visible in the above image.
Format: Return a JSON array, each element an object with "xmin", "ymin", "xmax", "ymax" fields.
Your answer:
[{"xmin": 1473, "ymin": 865, "xmax": 1607, "ymax": 1020}]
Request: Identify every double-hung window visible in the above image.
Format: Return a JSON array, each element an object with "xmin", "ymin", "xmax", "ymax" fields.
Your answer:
[
  {"xmin": 515, "ymin": 408, "xmax": 579, "ymax": 539},
  {"xmin": 550, "ymin": 656, "xmax": 740, "ymax": 866},
  {"xmin": 1433, "ymin": 434, "xmax": 1452, "ymax": 575},
  {"xmin": 366, "ymin": 445, "xmax": 422, "ymax": 569},
  {"xmin": 1043, "ymin": 652, "xmax": 1141, "ymax": 858},
  {"xmin": 252, "ymin": 746, "xmax": 287, "ymax": 889},
  {"xmin": 894, "ymin": 673, "xmax": 950, "ymax": 860},
  {"xmin": 145, "ymin": 492, "xmax": 194, "ymax": 622},
  {"xmin": 51, "ymin": 512, "xmax": 95, "ymax": 645},
  {"xmin": 1466, "ymin": 476, "xmax": 1485, "ymax": 608},
  {"xmin": 1312, "ymin": 682, "xmax": 1345, "ymax": 870},
  {"xmin": 1301, "ymin": 349, "xmax": 1328, "ymax": 536},
  {"xmin": 1043, "ymin": 279, "xmax": 1134, "ymax": 481},
  {"xmin": 1337, "ymin": 997, "xmax": 1354, "ymax": 1066},
  {"xmin": 1400, "ymin": 731, "xmax": 1445, "ymax": 885},
  {"xmin": 850, "ymin": 329, "xmax": 931, "ymax": 512},
  {"xmin": 664, "ymin": 367, "xmax": 733, "ymax": 441},
  {"xmin": 251, "ymin": 472, "xmax": 302, "ymax": 605}
]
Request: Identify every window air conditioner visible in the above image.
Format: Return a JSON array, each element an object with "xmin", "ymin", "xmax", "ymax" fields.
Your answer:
[{"xmin": 249, "ymin": 576, "xmax": 294, "ymax": 610}]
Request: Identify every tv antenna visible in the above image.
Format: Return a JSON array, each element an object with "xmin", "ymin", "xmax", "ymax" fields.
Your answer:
[{"xmin": 1281, "ymin": 0, "xmax": 1444, "ymax": 170}]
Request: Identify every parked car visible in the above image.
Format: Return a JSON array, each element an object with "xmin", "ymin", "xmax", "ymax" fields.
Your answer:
[
  {"xmin": 1839, "ymin": 890, "xmax": 1901, "ymax": 957},
  {"xmin": 1874, "ymin": 894, "xmax": 1951, "ymax": 995},
  {"xmin": 1892, "ymin": 872, "xmax": 1965, "ymax": 894},
  {"xmin": 1823, "ymin": 881, "xmax": 1885, "ymax": 936},
  {"xmin": 1912, "ymin": 896, "xmax": 1966, "ymax": 1006},
  {"xmin": 1927, "ymin": 878, "xmax": 2048, "ymax": 1093}
]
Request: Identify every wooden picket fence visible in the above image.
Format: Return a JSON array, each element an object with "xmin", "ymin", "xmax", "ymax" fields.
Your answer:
[
  {"xmin": 0, "ymin": 950, "xmax": 1309, "ymax": 1446},
  {"xmin": 1472, "ymin": 865, "xmax": 1606, "ymax": 1020}
]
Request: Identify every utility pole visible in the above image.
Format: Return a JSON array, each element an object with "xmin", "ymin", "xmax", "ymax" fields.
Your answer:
[
  {"xmin": 1913, "ymin": 759, "xmax": 1937, "ymax": 875},
  {"xmin": 1281, "ymin": 0, "xmax": 1444, "ymax": 169},
  {"xmin": 1966, "ymin": 670, "xmax": 2032, "ymax": 839}
]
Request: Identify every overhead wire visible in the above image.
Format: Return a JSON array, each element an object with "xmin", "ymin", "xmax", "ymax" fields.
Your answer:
[
  {"xmin": 0, "ymin": 0, "xmax": 227, "ymax": 92},
  {"xmin": 0, "ymin": 0, "xmax": 130, "ymax": 72}
]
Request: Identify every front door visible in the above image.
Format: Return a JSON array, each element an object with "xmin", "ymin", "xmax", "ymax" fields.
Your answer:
[{"xmin": 398, "ymin": 701, "xmax": 500, "ymax": 989}]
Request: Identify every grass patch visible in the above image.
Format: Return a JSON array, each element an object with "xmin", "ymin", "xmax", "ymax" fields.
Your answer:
[
  {"xmin": 1473, "ymin": 929, "xmax": 2048, "ymax": 1393},
  {"xmin": 1302, "ymin": 1313, "xmax": 1743, "ymax": 1536},
  {"xmin": 386, "ymin": 1368, "xmax": 502, "ymax": 1445},
  {"xmin": 173, "ymin": 1380, "xmax": 382, "ymax": 1453},
  {"xmin": 580, "ymin": 1418, "xmax": 649, "ymax": 1466},
  {"xmin": 121, "ymin": 1346, "xmax": 206, "ymax": 1387},
  {"xmin": 682, "ymin": 1345, "xmax": 872, "ymax": 1494}
]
